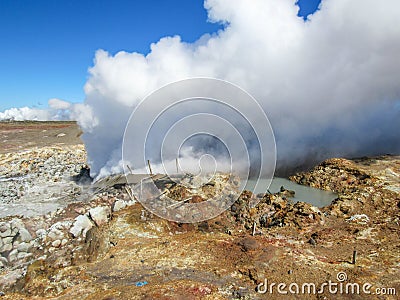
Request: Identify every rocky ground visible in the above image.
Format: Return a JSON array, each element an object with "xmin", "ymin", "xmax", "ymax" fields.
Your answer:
[{"xmin": 0, "ymin": 122, "xmax": 399, "ymax": 299}]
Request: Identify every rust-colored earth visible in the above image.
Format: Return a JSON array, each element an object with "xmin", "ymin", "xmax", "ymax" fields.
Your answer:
[{"xmin": 0, "ymin": 121, "xmax": 398, "ymax": 299}]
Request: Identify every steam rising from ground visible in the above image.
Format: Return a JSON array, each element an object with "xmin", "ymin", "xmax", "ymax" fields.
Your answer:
[
  {"xmin": 79, "ymin": 0, "xmax": 400, "ymax": 177},
  {"xmin": 4, "ymin": 0, "xmax": 400, "ymax": 178}
]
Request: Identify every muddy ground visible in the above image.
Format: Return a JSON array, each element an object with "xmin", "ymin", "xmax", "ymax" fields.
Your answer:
[{"xmin": 0, "ymin": 121, "xmax": 399, "ymax": 299}]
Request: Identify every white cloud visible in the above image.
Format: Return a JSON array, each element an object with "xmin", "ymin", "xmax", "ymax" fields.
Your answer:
[
  {"xmin": 48, "ymin": 98, "xmax": 71, "ymax": 110},
  {"xmin": 0, "ymin": 98, "xmax": 74, "ymax": 121},
  {"xmin": 0, "ymin": 107, "xmax": 51, "ymax": 121}
]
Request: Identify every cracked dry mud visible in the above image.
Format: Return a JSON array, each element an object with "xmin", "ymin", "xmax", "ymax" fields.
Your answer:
[{"xmin": 0, "ymin": 121, "xmax": 399, "ymax": 299}]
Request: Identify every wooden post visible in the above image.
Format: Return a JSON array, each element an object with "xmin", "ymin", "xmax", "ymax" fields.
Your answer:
[
  {"xmin": 252, "ymin": 221, "xmax": 257, "ymax": 236},
  {"xmin": 127, "ymin": 164, "xmax": 133, "ymax": 174},
  {"xmin": 147, "ymin": 160, "xmax": 153, "ymax": 176},
  {"xmin": 352, "ymin": 250, "xmax": 357, "ymax": 264}
]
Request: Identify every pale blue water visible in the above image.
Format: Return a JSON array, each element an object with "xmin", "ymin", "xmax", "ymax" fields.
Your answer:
[{"xmin": 242, "ymin": 177, "xmax": 337, "ymax": 207}]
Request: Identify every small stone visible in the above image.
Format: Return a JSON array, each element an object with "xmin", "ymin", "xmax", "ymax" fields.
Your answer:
[
  {"xmin": 308, "ymin": 237, "xmax": 317, "ymax": 246},
  {"xmin": 126, "ymin": 200, "xmax": 135, "ymax": 206},
  {"xmin": 35, "ymin": 229, "xmax": 47, "ymax": 238},
  {"xmin": 0, "ymin": 222, "xmax": 11, "ymax": 233},
  {"xmin": 17, "ymin": 242, "xmax": 30, "ymax": 252},
  {"xmin": 0, "ymin": 225, "xmax": 11, "ymax": 238},
  {"xmin": 10, "ymin": 218, "xmax": 24, "ymax": 231},
  {"xmin": 0, "ymin": 237, "xmax": 13, "ymax": 252},
  {"xmin": 52, "ymin": 240, "xmax": 61, "ymax": 248},
  {"xmin": 17, "ymin": 252, "xmax": 30, "ymax": 260},
  {"xmin": 47, "ymin": 229, "xmax": 64, "ymax": 241},
  {"xmin": 74, "ymin": 207, "xmax": 86, "ymax": 214},
  {"xmin": 56, "ymin": 133, "xmax": 66, "ymax": 137},
  {"xmin": 0, "ymin": 256, "xmax": 8, "ymax": 267},
  {"xmin": 8, "ymin": 249, "xmax": 18, "ymax": 262},
  {"xmin": 89, "ymin": 206, "xmax": 111, "ymax": 227},
  {"xmin": 112, "ymin": 199, "xmax": 127, "ymax": 212},
  {"xmin": 18, "ymin": 228, "xmax": 32, "ymax": 242},
  {"xmin": 61, "ymin": 239, "xmax": 68, "ymax": 246}
]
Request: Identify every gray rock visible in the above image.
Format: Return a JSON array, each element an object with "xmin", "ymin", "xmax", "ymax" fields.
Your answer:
[
  {"xmin": 10, "ymin": 218, "xmax": 25, "ymax": 231},
  {"xmin": 1, "ymin": 237, "xmax": 13, "ymax": 252},
  {"xmin": 0, "ymin": 223, "xmax": 11, "ymax": 238},
  {"xmin": 70, "ymin": 215, "xmax": 93, "ymax": 238},
  {"xmin": 0, "ymin": 256, "xmax": 8, "ymax": 267},
  {"xmin": 0, "ymin": 222, "xmax": 11, "ymax": 236},
  {"xmin": 18, "ymin": 228, "xmax": 32, "ymax": 242},
  {"xmin": 17, "ymin": 242, "xmax": 30, "ymax": 252},
  {"xmin": 112, "ymin": 199, "xmax": 127, "ymax": 212},
  {"xmin": 89, "ymin": 206, "xmax": 111, "ymax": 227},
  {"xmin": 8, "ymin": 249, "xmax": 18, "ymax": 262},
  {"xmin": 17, "ymin": 252, "xmax": 31, "ymax": 260},
  {"xmin": 35, "ymin": 229, "xmax": 47, "ymax": 238},
  {"xmin": 12, "ymin": 240, "xmax": 19, "ymax": 249}
]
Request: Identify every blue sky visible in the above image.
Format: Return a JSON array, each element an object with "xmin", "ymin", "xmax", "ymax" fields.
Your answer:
[{"xmin": 0, "ymin": 0, "xmax": 320, "ymax": 111}]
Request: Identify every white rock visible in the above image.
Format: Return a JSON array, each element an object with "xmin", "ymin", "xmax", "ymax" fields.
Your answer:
[
  {"xmin": 112, "ymin": 199, "xmax": 127, "ymax": 212},
  {"xmin": 30, "ymin": 239, "xmax": 40, "ymax": 248},
  {"xmin": 35, "ymin": 229, "xmax": 47, "ymax": 238},
  {"xmin": 52, "ymin": 239, "xmax": 61, "ymax": 248},
  {"xmin": 61, "ymin": 239, "xmax": 68, "ymax": 246},
  {"xmin": 48, "ymin": 228, "xmax": 64, "ymax": 241},
  {"xmin": 89, "ymin": 206, "xmax": 111, "ymax": 227},
  {"xmin": 18, "ymin": 228, "xmax": 32, "ymax": 242},
  {"xmin": 126, "ymin": 200, "xmax": 136, "ymax": 206},
  {"xmin": 69, "ymin": 215, "xmax": 93, "ymax": 238}
]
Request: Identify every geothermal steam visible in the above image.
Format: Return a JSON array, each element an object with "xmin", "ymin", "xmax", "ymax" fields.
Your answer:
[{"xmin": 75, "ymin": 0, "xmax": 400, "ymax": 178}]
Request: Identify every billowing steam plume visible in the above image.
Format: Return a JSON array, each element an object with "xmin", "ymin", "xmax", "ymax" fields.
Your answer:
[{"xmin": 74, "ymin": 0, "xmax": 400, "ymax": 178}]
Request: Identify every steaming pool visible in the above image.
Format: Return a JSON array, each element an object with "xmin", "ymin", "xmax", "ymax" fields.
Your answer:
[{"xmin": 243, "ymin": 177, "xmax": 337, "ymax": 207}]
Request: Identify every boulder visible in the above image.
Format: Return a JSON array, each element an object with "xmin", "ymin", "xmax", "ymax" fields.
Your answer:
[
  {"xmin": 18, "ymin": 228, "xmax": 32, "ymax": 242},
  {"xmin": 70, "ymin": 215, "xmax": 93, "ymax": 238},
  {"xmin": 89, "ymin": 206, "xmax": 111, "ymax": 227}
]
